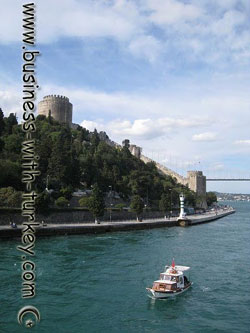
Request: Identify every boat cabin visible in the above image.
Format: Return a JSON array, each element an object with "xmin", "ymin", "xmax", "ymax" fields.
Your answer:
[
  {"xmin": 152, "ymin": 265, "xmax": 190, "ymax": 292},
  {"xmin": 153, "ymin": 280, "xmax": 177, "ymax": 291}
]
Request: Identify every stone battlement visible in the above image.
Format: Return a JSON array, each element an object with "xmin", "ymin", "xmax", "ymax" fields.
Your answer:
[
  {"xmin": 187, "ymin": 171, "xmax": 203, "ymax": 177},
  {"xmin": 43, "ymin": 95, "xmax": 69, "ymax": 101}
]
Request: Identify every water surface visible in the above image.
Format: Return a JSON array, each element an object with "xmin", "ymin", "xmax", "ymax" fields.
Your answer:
[{"xmin": 0, "ymin": 201, "xmax": 249, "ymax": 332}]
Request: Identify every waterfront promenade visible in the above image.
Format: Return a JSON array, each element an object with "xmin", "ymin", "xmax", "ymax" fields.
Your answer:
[{"xmin": 0, "ymin": 207, "xmax": 235, "ymax": 238}]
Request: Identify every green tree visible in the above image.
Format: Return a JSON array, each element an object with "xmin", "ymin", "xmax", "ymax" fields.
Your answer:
[
  {"xmin": 60, "ymin": 186, "xmax": 73, "ymax": 200},
  {"xmin": 206, "ymin": 192, "xmax": 217, "ymax": 206},
  {"xmin": 87, "ymin": 184, "xmax": 105, "ymax": 222},
  {"xmin": 159, "ymin": 193, "xmax": 169, "ymax": 217},
  {"xmin": 3, "ymin": 134, "xmax": 22, "ymax": 154},
  {"xmin": 55, "ymin": 196, "xmax": 69, "ymax": 207},
  {"xmin": 47, "ymin": 129, "xmax": 71, "ymax": 187},
  {"xmin": 0, "ymin": 187, "xmax": 22, "ymax": 207},
  {"xmin": 195, "ymin": 195, "xmax": 206, "ymax": 208},
  {"xmin": 0, "ymin": 108, "xmax": 5, "ymax": 136},
  {"xmin": 0, "ymin": 138, "xmax": 4, "ymax": 152},
  {"xmin": 90, "ymin": 129, "xmax": 100, "ymax": 152},
  {"xmin": 128, "ymin": 170, "xmax": 152, "ymax": 198},
  {"xmin": 78, "ymin": 196, "xmax": 90, "ymax": 207},
  {"xmin": 36, "ymin": 135, "xmax": 52, "ymax": 174},
  {"xmin": 4, "ymin": 113, "xmax": 18, "ymax": 135},
  {"xmin": 130, "ymin": 195, "xmax": 144, "ymax": 221},
  {"xmin": 114, "ymin": 203, "xmax": 126, "ymax": 211},
  {"xmin": 0, "ymin": 159, "xmax": 22, "ymax": 190}
]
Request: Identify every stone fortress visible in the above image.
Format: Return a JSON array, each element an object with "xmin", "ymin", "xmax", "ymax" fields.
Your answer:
[
  {"xmin": 37, "ymin": 95, "xmax": 207, "ymax": 207},
  {"xmin": 38, "ymin": 95, "xmax": 73, "ymax": 126}
]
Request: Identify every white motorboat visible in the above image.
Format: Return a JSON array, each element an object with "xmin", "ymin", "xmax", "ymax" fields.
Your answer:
[{"xmin": 146, "ymin": 259, "xmax": 192, "ymax": 299}]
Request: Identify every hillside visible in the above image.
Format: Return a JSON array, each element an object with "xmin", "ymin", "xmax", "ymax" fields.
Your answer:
[{"xmin": 0, "ymin": 110, "xmax": 197, "ymax": 209}]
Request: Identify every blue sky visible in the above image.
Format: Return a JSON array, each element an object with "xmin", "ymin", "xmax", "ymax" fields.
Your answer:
[{"xmin": 1, "ymin": 0, "xmax": 250, "ymax": 193}]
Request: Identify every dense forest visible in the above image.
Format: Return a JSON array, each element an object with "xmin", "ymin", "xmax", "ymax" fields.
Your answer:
[{"xmin": 0, "ymin": 109, "xmax": 216, "ymax": 213}]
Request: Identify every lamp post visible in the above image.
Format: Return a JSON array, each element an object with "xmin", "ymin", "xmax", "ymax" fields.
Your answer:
[
  {"xmin": 45, "ymin": 174, "xmax": 49, "ymax": 192},
  {"xmin": 169, "ymin": 189, "xmax": 172, "ymax": 219},
  {"xmin": 146, "ymin": 186, "xmax": 149, "ymax": 207},
  {"xmin": 109, "ymin": 204, "xmax": 113, "ymax": 222},
  {"xmin": 109, "ymin": 185, "xmax": 112, "ymax": 222}
]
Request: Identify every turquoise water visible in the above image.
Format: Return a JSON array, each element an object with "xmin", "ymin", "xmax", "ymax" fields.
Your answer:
[{"xmin": 0, "ymin": 201, "xmax": 250, "ymax": 332}]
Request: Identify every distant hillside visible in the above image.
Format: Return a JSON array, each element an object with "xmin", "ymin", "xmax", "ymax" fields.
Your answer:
[{"xmin": 215, "ymin": 192, "xmax": 250, "ymax": 201}]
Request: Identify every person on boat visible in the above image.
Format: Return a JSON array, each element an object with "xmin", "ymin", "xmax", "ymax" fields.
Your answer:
[{"xmin": 184, "ymin": 275, "xmax": 189, "ymax": 285}]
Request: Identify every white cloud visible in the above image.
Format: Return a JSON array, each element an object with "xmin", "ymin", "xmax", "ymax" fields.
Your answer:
[
  {"xmin": 192, "ymin": 132, "xmax": 217, "ymax": 142},
  {"xmin": 80, "ymin": 120, "xmax": 104, "ymax": 132},
  {"xmin": 128, "ymin": 35, "xmax": 162, "ymax": 62},
  {"xmin": 80, "ymin": 116, "xmax": 209, "ymax": 141},
  {"xmin": 234, "ymin": 140, "xmax": 250, "ymax": 146},
  {"xmin": 209, "ymin": 10, "xmax": 245, "ymax": 36},
  {"xmin": 146, "ymin": 0, "xmax": 201, "ymax": 25},
  {"xmin": 110, "ymin": 118, "xmax": 161, "ymax": 139}
]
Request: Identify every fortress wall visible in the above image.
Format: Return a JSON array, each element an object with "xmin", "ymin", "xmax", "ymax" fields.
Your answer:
[
  {"xmin": 141, "ymin": 155, "xmax": 207, "ymax": 207},
  {"xmin": 140, "ymin": 155, "xmax": 187, "ymax": 186}
]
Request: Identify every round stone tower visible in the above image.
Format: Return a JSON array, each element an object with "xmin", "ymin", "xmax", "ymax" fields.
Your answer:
[{"xmin": 38, "ymin": 95, "xmax": 72, "ymax": 126}]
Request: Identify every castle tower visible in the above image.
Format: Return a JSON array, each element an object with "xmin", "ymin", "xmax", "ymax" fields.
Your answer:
[
  {"xmin": 129, "ymin": 144, "xmax": 142, "ymax": 158},
  {"xmin": 187, "ymin": 171, "xmax": 207, "ymax": 208},
  {"xmin": 38, "ymin": 95, "xmax": 72, "ymax": 126},
  {"xmin": 122, "ymin": 139, "xmax": 130, "ymax": 148}
]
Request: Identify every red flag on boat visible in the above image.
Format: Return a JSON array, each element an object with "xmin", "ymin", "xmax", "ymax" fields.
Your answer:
[{"xmin": 171, "ymin": 258, "xmax": 175, "ymax": 268}]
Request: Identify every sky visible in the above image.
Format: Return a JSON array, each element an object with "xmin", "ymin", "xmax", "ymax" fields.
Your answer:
[{"xmin": 0, "ymin": 0, "xmax": 250, "ymax": 193}]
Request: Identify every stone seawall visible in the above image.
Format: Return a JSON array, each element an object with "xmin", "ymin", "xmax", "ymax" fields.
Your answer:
[
  {"xmin": 0, "ymin": 209, "xmax": 167, "ymax": 226},
  {"xmin": 190, "ymin": 208, "xmax": 235, "ymax": 225},
  {"xmin": 0, "ymin": 219, "xmax": 178, "ymax": 238},
  {"xmin": 0, "ymin": 208, "xmax": 235, "ymax": 238}
]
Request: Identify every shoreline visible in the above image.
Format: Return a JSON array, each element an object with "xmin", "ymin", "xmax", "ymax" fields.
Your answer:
[{"xmin": 0, "ymin": 208, "xmax": 235, "ymax": 238}]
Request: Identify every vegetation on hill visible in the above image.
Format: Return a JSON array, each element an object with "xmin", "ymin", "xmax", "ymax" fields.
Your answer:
[{"xmin": 0, "ymin": 109, "xmax": 206, "ymax": 212}]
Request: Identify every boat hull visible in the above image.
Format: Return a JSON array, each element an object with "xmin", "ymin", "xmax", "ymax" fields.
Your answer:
[{"xmin": 146, "ymin": 283, "xmax": 192, "ymax": 299}]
